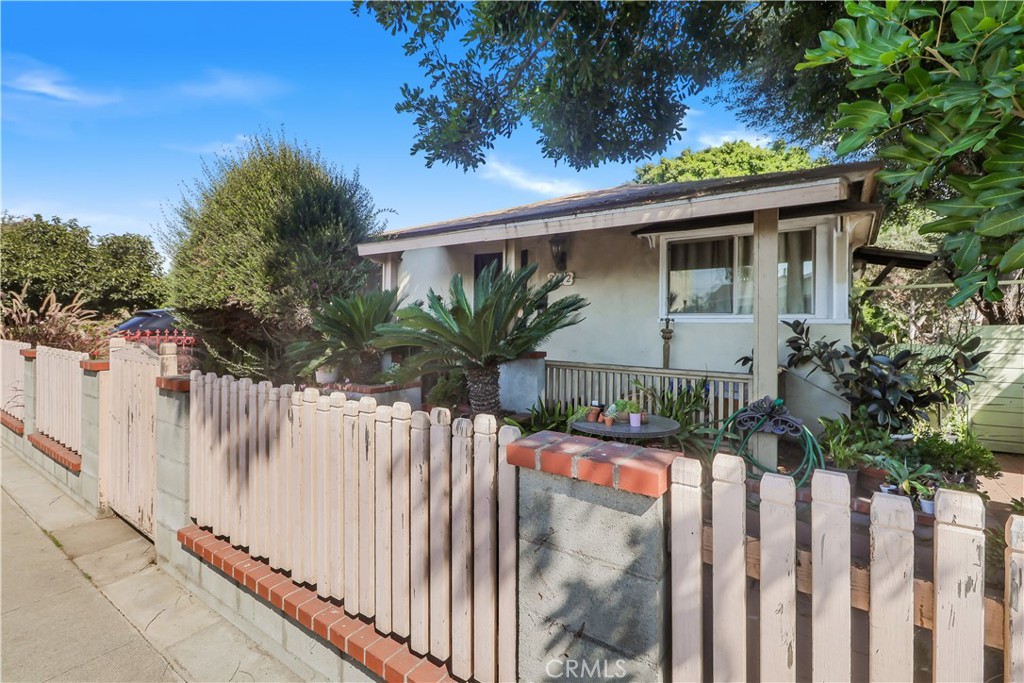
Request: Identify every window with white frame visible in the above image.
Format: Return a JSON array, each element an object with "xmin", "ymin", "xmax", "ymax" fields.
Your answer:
[{"xmin": 665, "ymin": 228, "xmax": 816, "ymax": 316}]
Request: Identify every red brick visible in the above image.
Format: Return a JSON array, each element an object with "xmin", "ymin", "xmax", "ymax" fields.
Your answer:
[
  {"xmin": 269, "ymin": 579, "xmax": 302, "ymax": 610},
  {"xmin": 365, "ymin": 637, "xmax": 405, "ymax": 676},
  {"xmin": 19, "ymin": 349, "xmax": 36, "ymax": 359},
  {"xmin": 79, "ymin": 360, "xmax": 110, "ymax": 372},
  {"xmin": 405, "ymin": 659, "xmax": 449, "ymax": 683},
  {"xmin": 539, "ymin": 435, "xmax": 600, "ymax": 478},
  {"xmin": 256, "ymin": 572, "xmax": 289, "ymax": 601},
  {"xmin": 177, "ymin": 525, "xmax": 201, "ymax": 548},
  {"xmin": 345, "ymin": 624, "xmax": 383, "ymax": 664},
  {"xmin": 231, "ymin": 558, "xmax": 262, "ymax": 583},
  {"xmin": 311, "ymin": 605, "xmax": 347, "ymax": 640},
  {"xmin": 283, "ymin": 586, "xmax": 318, "ymax": 620},
  {"xmin": 213, "ymin": 547, "xmax": 243, "ymax": 573},
  {"xmin": 576, "ymin": 441, "xmax": 641, "ymax": 488},
  {"xmin": 244, "ymin": 564, "xmax": 273, "ymax": 592},
  {"xmin": 327, "ymin": 614, "xmax": 367, "ymax": 651},
  {"xmin": 616, "ymin": 447, "xmax": 678, "ymax": 497},
  {"xmin": 505, "ymin": 430, "xmax": 568, "ymax": 469},
  {"xmin": 297, "ymin": 596, "xmax": 331, "ymax": 629},
  {"xmin": 202, "ymin": 539, "xmax": 230, "ymax": 564},
  {"xmin": 192, "ymin": 531, "xmax": 216, "ymax": 555},
  {"xmin": 383, "ymin": 648, "xmax": 427, "ymax": 683},
  {"xmin": 156, "ymin": 376, "xmax": 191, "ymax": 392},
  {"xmin": 1, "ymin": 411, "xmax": 25, "ymax": 436}
]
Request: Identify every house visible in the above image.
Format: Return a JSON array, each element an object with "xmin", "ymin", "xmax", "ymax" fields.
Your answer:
[{"xmin": 358, "ymin": 162, "xmax": 897, "ymax": 465}]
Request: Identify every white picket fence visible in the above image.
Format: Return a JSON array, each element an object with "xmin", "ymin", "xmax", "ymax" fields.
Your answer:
[
  {"xmin": 0, "ymin": 339, "xmax": 30, "ymax": 420},
  {"xmin": 670, "ymin": 454, "xmax": 1024, "ymax": 682},
  {"xmin": 35, "ymin": 345, "xmax": 89, "ymax": 452},
  {"xmin": 105, "ymin": 340, "xmax": 173, "ymax": 535},
  {"xmin": 188, "ymin": 371, "xmax": 519, "ymax": 683}
]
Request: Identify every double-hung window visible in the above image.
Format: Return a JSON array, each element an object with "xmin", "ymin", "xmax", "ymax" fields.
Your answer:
[{"xmin": 665, "ymin": 228, "xmax": 816, "ymax": 317}]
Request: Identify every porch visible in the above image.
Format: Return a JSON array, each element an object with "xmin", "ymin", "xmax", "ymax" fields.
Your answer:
[{"xmin": 543, "ymin": 359, "xmax": 751, "ymax": 426}]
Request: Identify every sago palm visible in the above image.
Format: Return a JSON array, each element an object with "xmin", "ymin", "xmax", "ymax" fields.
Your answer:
[
  {"xmin": 374, "ymin": 262, "xmax": 588, "ymax": 416},
  {"xmin": 287, "ymin": 289, "xmax": 401, "ymax": 382}
]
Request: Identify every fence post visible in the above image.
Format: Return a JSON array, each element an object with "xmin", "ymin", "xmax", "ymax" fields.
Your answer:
[
  {"xmin": 933, "ymin": 488, "xmax": 986, "ymax": 682},
  {"xmin": 20, "ymin": 348, "xmax": 37, "ymax": 446},
  {"xmin": 153, "ymin": 365, "xmax": 192, "ymax": 575},
  {"xmin": 811, "ymin": 469, "xmax": 851, "ymax": 683},
  {"xmin": 670, "ymin": 456, "xmax": 704, "ymax": 683},
  {"xmin": 869, "ymin": 493, "xmax": 915, "ymax": 683},
  {"xmin": 1007, "ymin": 515, "xmax": 1023, "ymax": 683},
  {"xmin": 78, "ymin": 355, "xmax": 111, "ymax": 518},
  {"xmin": 759, "ymin": 472, "xmax": 796, "ymax": 683},
  {"xmin": 712, "ymin": 453, "xmax": 747, "ymax": 683},
  {"xmin": 158, "ymin": 342, "xmax": 177, "ymax": 377}
]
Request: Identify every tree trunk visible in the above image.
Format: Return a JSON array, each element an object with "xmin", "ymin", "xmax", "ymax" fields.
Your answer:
[{"xmin": 465, "ymin": 365, "xmax": 502, "ymax": 417}]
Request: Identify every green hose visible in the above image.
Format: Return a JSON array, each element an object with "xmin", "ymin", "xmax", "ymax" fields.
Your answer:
[{"xmin": 709, "ymin": 397, "xmax": 826, "ymax": 489}]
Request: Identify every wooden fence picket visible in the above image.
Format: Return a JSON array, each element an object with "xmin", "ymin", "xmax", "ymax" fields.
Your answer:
[
  {"xmin": 409, "ymin": 410, "xmax": 431, "ymax": 655},
  {"xmin": 429, "ymin": 407, "xmax": 452, "ymax": 661},
  {"xmin": 277, "ymin": 384, "xmax": 295, "ymax": 571},
  {"xmin": 712, "ymin": 453, "xmax": 747, "ymax": 683},
  {"xmin": 267, "ymin": 386, "xmax": 280, "ymax": 567},
  {"xmin": 343, "ymin": 399, "xmax": 360, "ymax": 615},
  {"xmin": 1007, "ymin": 515, "xmax": 1024, "ymax": 683},
  {"xmin": 472, "ymin": 414, "xmax": 498, "ymax": 683},
  {"xmin": 357, "ymin": 397, "xmax": 377, "ymax": 618},
  {"xmin": 189, "ymin": 371, "xmax": 202, "ymax": 521},
  {"xmin": 391, "ymin": 402, "xmax": 413, "ymax": 638},
  {"xmin": 812, "ymin": 469, "xmax": 851, "ymax": 683},
  {"xmin": 496, "ymin": 425, "xmax": 520, "ymax": 683},
  {"xmin": 759, "ymin": 473, "xmax": 797, "ymax": 683},
  {"xmin": 933, "ymin": 489, "xmax": 986, "ymax": 682},
  {"xmin": 375, "ymin": 404, "xmax": 394, "ymax": 632},
  {"xmin": 329, "ymin": 393, "xmax": 346, "ymax": 601},
  {"xmin": 670, "ymin": 456, "xmax": 703, "ymax": 683},
  {"xmin": 869, "ymin": 493, "xmax": 915, "ymax": 683},
  {"xmin": 290, "ymin": 390, "xmax": 304, "ymax": 580},
  {"xmin": 316, "ymin": 395, "xmax": 332, "ymax": 597},
  {"xmin": 450, "ymin": 417, "xmax": 474, "ymax": 682}
]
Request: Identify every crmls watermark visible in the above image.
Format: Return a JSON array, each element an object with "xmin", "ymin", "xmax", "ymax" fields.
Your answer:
[{"xmin": 545, "ymin": 658, "xmax": 627, "ymax": 679}]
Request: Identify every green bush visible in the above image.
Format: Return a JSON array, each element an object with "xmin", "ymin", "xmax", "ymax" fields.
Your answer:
[{"xmin": 911, "ymin": 430, "xmax": 1000, "ymax": 483}]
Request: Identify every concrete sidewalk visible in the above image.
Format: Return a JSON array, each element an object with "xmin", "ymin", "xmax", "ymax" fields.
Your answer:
[{"xmin": 1, "ymin": 447, "xmax": 300, "ymax": 682}]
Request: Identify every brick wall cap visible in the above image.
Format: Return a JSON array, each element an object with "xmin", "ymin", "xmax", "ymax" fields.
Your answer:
[
  {"xmin": 19, "ymin": 349, "xmax": 36, "ymax": 359},
  {"xmin": 156, "ymin": 375, "xmax": 191, "ymax": 392},
  {"xmin": 80, "ymin": 360, "xmax": 110, "ymax": 372}
]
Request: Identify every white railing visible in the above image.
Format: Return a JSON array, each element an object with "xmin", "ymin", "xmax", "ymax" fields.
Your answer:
[
  {"xmin": 35, "ymin": 345, "xmax": 88, "ymax": 452},
  {"xmin": 545, "ymin": 360, "xmax": 751, "ymax": 425},
  {"xmin": 189, "ymin": 372, "xmax": 519, "ymax": 683},
  {"xmin": 1, "ymin": 340, "xmax": 30, "ymax": 420},
  {"xmin": 670, "ymin": 454, "xmax": 1024, "ymax": 681}
]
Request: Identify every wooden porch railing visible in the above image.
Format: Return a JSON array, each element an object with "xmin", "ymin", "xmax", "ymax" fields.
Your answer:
[{"xmin": 544, "ymin": 360, "xmax": 752, "ymax": 425}]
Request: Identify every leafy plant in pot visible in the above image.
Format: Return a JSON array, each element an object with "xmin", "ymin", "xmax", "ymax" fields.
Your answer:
[
  {"xmin": 819, "ymin": 407, "xmax": 894, "ymax": 491},
  {"xmin": 871, "ymin": 455, "xmax": 940, "ymax": 498}
]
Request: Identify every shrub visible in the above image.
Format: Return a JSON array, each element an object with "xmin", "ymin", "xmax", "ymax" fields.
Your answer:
[
  {"xmin": 0, "ymin": 285, "xmax": 105, "ymax": 354},
  {"xmin": 818, "ymin": 407, "xmax": 894, "ymax": 469},
  {"xmin": 426, "ymin": 370, "xmax": 469, "ymax": 411},
  {"xmin": 910, "ymin": 430, "xmax": 1000, "ymax": 484}
]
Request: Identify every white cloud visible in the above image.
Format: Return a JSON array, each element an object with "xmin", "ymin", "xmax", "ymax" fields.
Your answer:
[
  {"xmin": 177, "ymin": 68, "xmax": 286, "ymax": 102},
  {"xmin": 167, "ymin": 134, "xmax": 250, "ymax": 156},
  {"xmin": 4, "ymin": 57, "xmax": 118, "ymax": 106},
  {"xmin": 695, "ymin": 129, "xmax": 771, "ymax": 149},
  {"xmin": 480, "ymin": 156, "xmax": 588, "ymax": 197}
]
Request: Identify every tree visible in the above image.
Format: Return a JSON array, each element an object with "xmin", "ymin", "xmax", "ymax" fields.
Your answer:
[
  {"xmin": 634, "ymin": 140, "xmax": 824, "ymax": 184},
  {"xmin": 1, "ymin": 214, "xmax": 94, "ymax": 308},
  {"xmin": 92, "ymin": 234, "xmax": 166, "ymax": 313},
  {"xmin": 800, "ymin": 0, "xmax": 1024, "ymax": 308},
  {"xmin": 1, "ymin": 213, "xmax": 165, "ymax": 316},
  {"xmin": 163, "ymin": 132, "xmax": 386, "ymax": 381},
  {"xmin": 374, "ymin": 263, "xmax": 588, "ymax": 416}
]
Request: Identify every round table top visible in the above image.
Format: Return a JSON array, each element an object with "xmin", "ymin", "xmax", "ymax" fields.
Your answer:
[{"xmin": 570, "ymin": 414, "xmax": 681, "ymax": 440}]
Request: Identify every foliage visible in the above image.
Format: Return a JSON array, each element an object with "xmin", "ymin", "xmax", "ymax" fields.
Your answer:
[
  {"xmin": 818, "ymin": 407, "xmax": 894, "ymax": 469},
  {"xmin": 426, "ymin": 370, "xmax": 469, "ymax": 411},
  {"xmin": 163, "ymin": 131, "xmax": 385, "ymax": 382},
  {"xmin": 0, "ymin": 213, "xmax": 164, "ymax": 316},
  {"xmin": 635, "ymin": 140, "xmax": 824, "ymax": 184},
  {"xmin": 631, "ymin": 379, "xmax": 711, "ymax": 455},
  {"xmin": 783, "ymin": 319, "xmax": 988, "ymax": 431},
  {"xmin": 910, "ymin": 429, "xmax": 1001, "ymax": 483},
  {"xmin": 800, "ymin": 0, "xmax": 1024, "ymax": 307},
  {"xmin": 869, "ymin": 454, "xmax": 940, "ymax": 496},
  {"xmin": 503, "ymin": 399, "xmax": 586, "ymax": 436},
  {"xmin": 286, "ymin": 290, "xmax": 401, "ymax": 383},
  {"xmin": 374, "ymin": 262, "xmax": 588, "ymax": 415},
  {"xmin": 0, "ymin": 285, "xmax": 105, "ymax": 354}
]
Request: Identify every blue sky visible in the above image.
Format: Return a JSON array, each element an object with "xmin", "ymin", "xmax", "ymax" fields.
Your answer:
[{"xmin": 2, "ymin": 2, "xmax": 762, "ymax": 246}]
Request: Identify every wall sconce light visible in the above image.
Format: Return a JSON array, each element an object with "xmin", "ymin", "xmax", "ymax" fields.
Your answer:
[{"xmin": 549, "ymin": 234, "xmax": 568, "ymax": 272}]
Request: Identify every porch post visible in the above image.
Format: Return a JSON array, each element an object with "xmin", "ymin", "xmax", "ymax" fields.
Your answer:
[
  {"xmin": 752, "ymin": 208, "xmax": 779, "ymax": 470},
  {"xmin": 503, "ymin": 238, "xmax": 519, "ymax": 271},
  {"xmin": 382, "ymin": 253, "xmax": 401, "ymax": 291}
]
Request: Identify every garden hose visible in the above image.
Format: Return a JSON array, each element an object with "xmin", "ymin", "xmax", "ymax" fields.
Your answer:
[{"xmin": 710, "ymin": 397, "xmax": 826, "ymax": 489}]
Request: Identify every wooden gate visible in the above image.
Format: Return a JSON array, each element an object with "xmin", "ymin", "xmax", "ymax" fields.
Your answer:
[{"xmin": 106, "ymin": 339, "xmax": 168, "ymax": 535}]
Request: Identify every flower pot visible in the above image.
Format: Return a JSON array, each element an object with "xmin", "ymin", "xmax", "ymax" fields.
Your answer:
[
  {"xmin": 641, "ymin": 411, "xmax": 649, "ymax": 424},
  {"xmin": 586, "ymin": 407, "xmax": 601, "ymax": 423},
  {"xmin": 603, "ymin": 416, "xmax": 615, "ymax": 427},
  {"xmin": 858, "ymin": 465, "xmax": 887, "ymax": 494},
  {"xmin": 879, "ymin": 483, "xmax": 899, "ymax": 494},
  {"xmin": 825, "ymin": 463, "xmax": 859, "ymax": 490},
  {"xmin": 315, "ymin": 366, "xmax": 339, "ymax": 384},
  {"xmin": 629, "ymin": 412, "xmax": 642, "ymax": 427},
  {"xmin": 919, "ymin": 498, "xmax": 935, "ymax": 515}
]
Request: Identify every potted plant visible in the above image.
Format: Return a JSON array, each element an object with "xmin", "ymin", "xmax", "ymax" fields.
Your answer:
[
  {"xmin": 622, "ymin": 399, "xmax": 642, "ymax": 427},
  {"xmin": 315, "ymin": 365, "xmax": 339, "ymax": 384},
  {"xmin": 874, "ymin": 455, "xmax": 940, "ymax": 497},
  {"xmin": 818, "ymin": 415, "xmax": 865, "ymax": 488},
  {"xmin": 917, "ymin": 485, "xmax": 936, "ymax": 515}
]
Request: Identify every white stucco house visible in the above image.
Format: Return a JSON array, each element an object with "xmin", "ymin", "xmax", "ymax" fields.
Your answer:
[{"xmin": 358, "ymin": 162, "xmax": 910, "ymax": 461}]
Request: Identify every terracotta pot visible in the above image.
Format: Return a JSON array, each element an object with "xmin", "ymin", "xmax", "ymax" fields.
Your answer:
[
  {"xmin": 586, "ymin": 407, "xmax": 600, "ymax": 422},
  {"xmin": 641, "ymin": 412, "xmax": 649, "ymax": 424},
  {"xmin": 603, "ymin": 416, "xmax": 615, "ymax": 427},
  {"xmin": 858, "ymin": 465, "xmax": 887, "ymax": 494}
]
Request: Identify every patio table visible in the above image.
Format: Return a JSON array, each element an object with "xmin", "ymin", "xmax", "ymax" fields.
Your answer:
[{"xmin": 570, "ymin": 415, "xmax": 681, "ymax": 442}]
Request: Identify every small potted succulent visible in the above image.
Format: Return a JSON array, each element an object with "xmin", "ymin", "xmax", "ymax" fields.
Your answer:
[
  {"xmin": 917, "ymin": 484, "xmax": 937, "ymax": 515},
  {"xmin": 602, "ymin": 403, "xmax": 619, "ymax": 426}
]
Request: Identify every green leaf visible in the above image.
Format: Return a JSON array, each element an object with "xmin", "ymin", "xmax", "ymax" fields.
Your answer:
[
  {"xmin": 904, "ymin": 131, "xmax": 943, "ymax": 155},
  {"xmin": 928, "ymin": 196, "xmax": 989, "ymax": 217},
  {"xmin": 920, "ymin": 215, "xmax": 976, "ymax": 233},
  {"xmin": 969, "ymin": 172, "xmax": 1024, "ymax": 191},
  {"xmin": 879, "ymin": 144, "xmax": 926, "ymax": 165},
  {"xmin": 882, "ymin": 83, "xmax": 911, "ymax": 109},
  {"xmin": 976, "ymin": 206, "xmax": 1024, "ymax": 237},
  {"xmin": 836, "ymin": 128, "xmax": 873, "ymax": 156},
  {"xmin": 904, "ymin": 66, "xmax": 931, "ymax": 92},
  {"xmin": 950, "ymin": 6, "xmax": 978, "ymax": 40},
  {"xmin": 977, "ymin": 186, "xmax": 1024, "ymax": 206},
  {"xmin": 999, "ymin": 235, "xmax": 1024, "ymax": 272},
  {"xmin": 950, "ymin": 232, "xmax": 982, "ymax": 270},
  {"xmin": 938, "ymin": 82, "xmax": 984, "ymax": 110},
  {"xmin": 983, "ymin": 154, "xmax": 1024, "ymax": 172}
]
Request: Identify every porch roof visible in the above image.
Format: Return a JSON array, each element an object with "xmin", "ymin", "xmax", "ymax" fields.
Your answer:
[{"xmin": 358, "ymin": 161, "xmax": 882, "ymax": 257}]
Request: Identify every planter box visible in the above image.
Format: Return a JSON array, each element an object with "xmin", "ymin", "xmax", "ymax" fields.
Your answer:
[{"xmin": 322, "ymin": 380, "xmax": 423, "ymax": 409}]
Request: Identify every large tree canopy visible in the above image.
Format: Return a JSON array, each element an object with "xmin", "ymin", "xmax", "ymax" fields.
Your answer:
[
  {"xmin": 0, "ymin": 213, "xmax": 165, "ymax": 315},
  {"xmin": 164, "ymin": 132, "xmax": 385, "ymax": 381},
  {"xmin": 800, "ymin": 0, "xmax": 1024, "ymax": 308},
  {"xmin": 634, "ymin": 140, "xmax": 824, "ymax": 184}
]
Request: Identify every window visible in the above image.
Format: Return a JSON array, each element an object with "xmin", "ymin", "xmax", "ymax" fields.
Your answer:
[
  {"xmin": 474, "ymin": 253, "xmax": 503, "ymax": 281},
  {"xmin": 666, "ymin": 228, "xmax": 815, "ymax": 316}
]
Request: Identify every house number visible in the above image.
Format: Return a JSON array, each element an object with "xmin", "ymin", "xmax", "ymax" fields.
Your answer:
[{"xmin": 548, "ymin": 272, "xmax": 575, "ymax": 285}]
